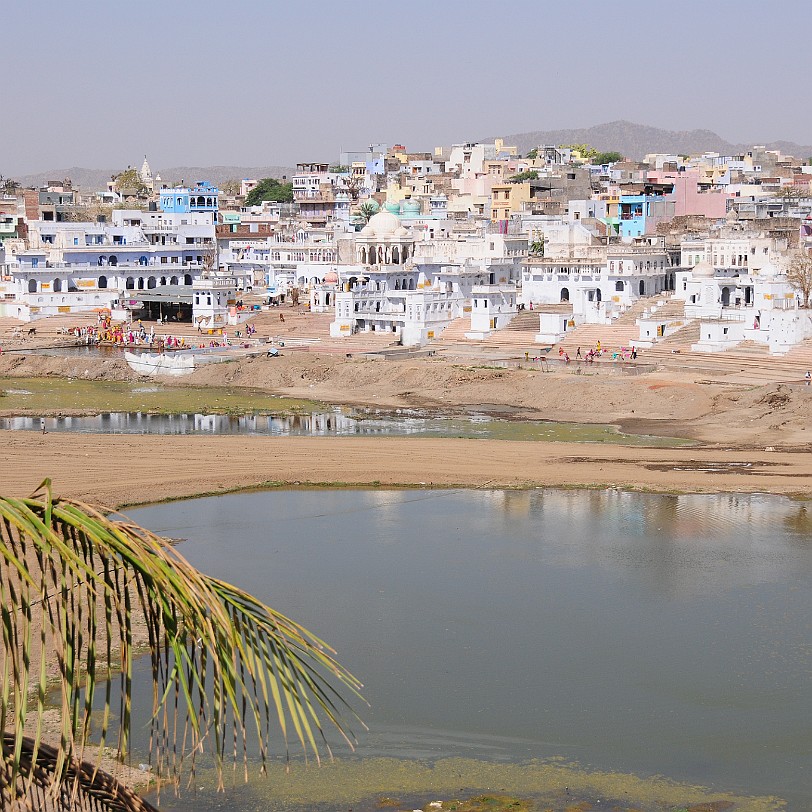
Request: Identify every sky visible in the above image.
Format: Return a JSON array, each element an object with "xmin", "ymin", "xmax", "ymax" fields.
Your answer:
[{"xmin": 2, "ymin": 0, "xmax": 810, "ymax": 175}]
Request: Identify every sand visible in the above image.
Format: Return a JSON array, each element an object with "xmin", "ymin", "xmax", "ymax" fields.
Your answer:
[
  {"xmin": 1, "ymin": 348, "xmax": 812, "ymax": 506},
  {"xmin": 2, "ymin": 432, "xmax": 810, "ymax": 510}
]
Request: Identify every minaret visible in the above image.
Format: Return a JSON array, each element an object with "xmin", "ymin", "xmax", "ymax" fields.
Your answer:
[{"xmin": 139, "ymin": 155, "xmax": 154, "ymax": 192}]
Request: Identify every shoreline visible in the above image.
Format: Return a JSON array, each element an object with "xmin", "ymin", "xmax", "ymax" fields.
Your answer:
[{"xmin": 3, "ymin": 431, "xmax": 810, "ymax": 509}]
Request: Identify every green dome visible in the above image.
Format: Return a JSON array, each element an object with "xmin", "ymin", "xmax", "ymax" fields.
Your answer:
[
  {"xmin": 384, "ymin": 201, "xmax": 400, "ymax": 213},
  {"xmin": 403, "ymin": 199, "xmax": 420, "ymax": 212}
]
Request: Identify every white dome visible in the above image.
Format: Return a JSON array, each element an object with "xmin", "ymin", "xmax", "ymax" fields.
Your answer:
[
  {"xmin": 367, "ymin": 210, "xmax": 400, "ymax": 237},
  {"xmin": 691, "ymin": 260, "xmax": 715, "ymax": 278},
  {"xmin": 360, "ymin": 225, "xmax": 374, "ymax": 236},
  {"xmin": 394, "ymin": 226, "xmax": 409, "ymax": 237}
]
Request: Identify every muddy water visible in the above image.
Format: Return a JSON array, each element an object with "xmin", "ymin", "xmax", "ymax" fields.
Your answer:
[{"xmin": 124, "ymin": 489, "xmax": 812, "ymax": 811}]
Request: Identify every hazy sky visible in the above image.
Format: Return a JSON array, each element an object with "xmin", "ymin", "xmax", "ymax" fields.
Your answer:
[{"xmin": 3, "ymin": 0, "xmax": 810, "ymax": 174}]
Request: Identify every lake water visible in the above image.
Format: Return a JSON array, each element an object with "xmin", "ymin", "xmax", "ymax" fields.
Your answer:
[
  {"xmin": 126, "ymin": 489, "xmax": 812, "ymax": 811},
  {"xmin": 0, "ymin": 411, "xmax": 690, "ymax": 445}
]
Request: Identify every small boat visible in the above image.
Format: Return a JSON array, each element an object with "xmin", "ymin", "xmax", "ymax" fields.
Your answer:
[{"xmin": 124, "ymin": 346, "xmax": 261, "ymax": 377}]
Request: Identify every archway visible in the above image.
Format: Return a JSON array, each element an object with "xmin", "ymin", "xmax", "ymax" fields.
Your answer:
[
  {"xmin": 139, "ymin": 256, "xmax": 148, "ymax": 266},
  {"xmin": 147, "ymin": 276, "xmax": 157, "ymax": 289},
  {"xmin": 52, "ymin": 278, "xmax": 62, "ymax": 293},
  {"xmin": 126, "ymin": 277, "xmax": 135, "ymax": 290},
  {"xmin": 28, "ymin": 279, "xmax": 37, "ymax": 293},
  {"xmin": 170, "ymin": 276, "xmax": 178, "ymax": 285},
  {"xmin": 596, "ymin": 288, "xmax": 602, "ymax": 302},
  {"xmin": 560, "ymin": 287, "xmax": 569, "ymax": 302},
  {"xmin": 138, "ymin": 278, "xmax": 145, "ymax": 290},
  {"xmin": 160, "ymin": 277, "xmax": 167, "ymax": 286},
  {"xmin": 184, "ymin": 274, "xmax": 192, "ymax": 285},
  {"xmin": 721, "ymin": 286, "xmax": 731, "ymax": 307},
  {"xmin": 615, "ymin": 280, "xmax": 624, "ymax": 292},
  {"xmin": 108, "ymin": 256, "xmax": 118, "ymax": 267},
  {"xmin": 98, "ymin": 275, "xmax": 107, "ymax": 289},
  {"xmin": 638, "ymin": 280, "xmax": 645, "ymax": 296}
]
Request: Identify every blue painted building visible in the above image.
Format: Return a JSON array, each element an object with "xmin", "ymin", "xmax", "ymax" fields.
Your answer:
[
  {"xmin": 159, "ymin": 181, "xmax": 219, "ymax": 215},
  {"xmin": 619, "ymin": 194, "xmax": 647, "ymax": 238}
]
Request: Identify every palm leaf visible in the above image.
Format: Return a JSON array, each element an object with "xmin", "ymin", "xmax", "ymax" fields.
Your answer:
[{"xmin": 0, "ymin": 480, "xmax": 365, "ymax": 809}]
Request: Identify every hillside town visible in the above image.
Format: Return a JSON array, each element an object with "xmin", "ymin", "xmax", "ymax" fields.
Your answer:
[{"xmin": 2, "ymin": 139, "xmax": 812, "ymax": 360}]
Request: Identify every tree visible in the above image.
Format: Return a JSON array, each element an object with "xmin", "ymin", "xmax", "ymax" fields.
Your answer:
[
  {"xmin": 329, "ymin": 165, "xmax": 350, "ymax": 174},
  {"xmin": 507, "ymin": 170, "xmax": 538, "ymax": 183},
  {"xmin": 592, "ymin": 151, "xmax": 623, "ymax": 165},
  {"xmin": 773, "ymin": 185, "xmax": 810, "ymax": 201},
  {"xmin": 354, "ymin": 201, "xmax": 378, "ymax": 224},
  {"xmin": 1, "ymin": 176, "xmax": 21, "ymax": 196},
  {"xmin": 562, "ymin": 143, "xmax": 598, "ymax": 160},
  {"xmin": 244, "ymin": 178, "xmax": 293, "ymax": 206},
  {"xmin": 0, "ymin": 480, "xmax": 363, "ymax": 811},
  {"xmin": 525, "ymin": 148, "xmax": 538, "ymax": 160},
  {"xmin": 219, "ymin": 179, "xmax": 240, "ymax": 196},
  {"xmin": 113, "ymin": 168, "xmax": 148, "ymax": 197},
  {"xmin": 786, "ymin": 249, "xmax": 812, "ymax": 307}
]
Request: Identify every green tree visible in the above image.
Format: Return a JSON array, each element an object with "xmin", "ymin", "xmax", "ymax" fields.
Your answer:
[
  {"xmin": 244, "ymin": 178, "xmax": 294, "ymax": 206},
  {"xmin": 354, "ymin": 201, "xmax": 378, "ymax": 224},
  {"xmin": 525, "ymin": 148, "xmax": 538, "ymax": 160},
  {"xmin": 507, "ymin": 170, "xmax": 538, "ymax": 183},
  {"xmin": 113, "ymin": 168, "xmax": 148, "ymax": 196},
  {"xmin": 562, "ymin": 143, "xmax": 598, "ymax": 160},
  {"xmin": 592, "ymin": 151, "xmax": 623, "ymax": 165},
  {"xmin": 0, "ymin": 481, "xmax": 363, "ymax": 810}
]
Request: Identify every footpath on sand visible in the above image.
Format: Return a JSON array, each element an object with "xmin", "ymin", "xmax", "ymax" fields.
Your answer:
[{"xmin": 1, "ymin": 432, "xmax": 810, "ymax": 509}]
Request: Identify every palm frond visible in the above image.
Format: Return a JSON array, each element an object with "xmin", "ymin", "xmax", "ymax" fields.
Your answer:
[{"xmin": 0, "ymin": 480, "xmax": 365, "ymax": 807}]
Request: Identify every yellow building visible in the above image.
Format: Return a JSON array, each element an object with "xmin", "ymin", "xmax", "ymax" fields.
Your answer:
[{"xmin": 490, "ymin": 181, "xmax": 531, "ymax": 222}]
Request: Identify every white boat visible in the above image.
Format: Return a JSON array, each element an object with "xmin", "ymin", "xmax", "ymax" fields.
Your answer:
[{"xmin": 124, "ymin": 347, "xmax": 261, "ymax": 377}]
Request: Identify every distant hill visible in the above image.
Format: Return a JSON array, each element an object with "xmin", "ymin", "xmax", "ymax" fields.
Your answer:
[
  {"xmin": 12, "ymin": 165, "xmax": 296, "ymax": 192},
  {"xmin": 492, "ymin": 120, "xmax": 812, "ymax": 161}
]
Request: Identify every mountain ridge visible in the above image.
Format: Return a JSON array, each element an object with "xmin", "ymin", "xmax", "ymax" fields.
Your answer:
[{"xmin": 490, "ymin": 120, "xmax": 812, "ymax": 161}]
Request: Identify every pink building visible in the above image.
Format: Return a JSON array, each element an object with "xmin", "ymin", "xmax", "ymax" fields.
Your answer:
[{"xmin": 648, "ymin": 170, "xmax": 730, "ymax": 219}]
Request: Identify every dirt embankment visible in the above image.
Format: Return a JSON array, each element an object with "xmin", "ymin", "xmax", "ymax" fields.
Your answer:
[{"xmin": 3, "ymin": 350, "xmax": 812, "ymax": 449}]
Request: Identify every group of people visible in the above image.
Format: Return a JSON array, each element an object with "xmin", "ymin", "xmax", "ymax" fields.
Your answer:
[{"xmin": 540, "ymin": 341, "xmax": 639, "ymax": 365}]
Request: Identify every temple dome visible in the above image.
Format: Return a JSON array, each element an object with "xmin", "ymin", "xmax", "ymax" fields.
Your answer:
[
  {"xmin": 323, "ymin": 270, "xmax": 339, "ymax": 284},
  {"xmin": 691, "ymin": 260, "xmax": 715, "ymax": 278},
  {"xmin": 367, "ymin": 209, "xmax": 400, "ymax": 237},
  {"xmin": 384, "ymin": 201, "xmax": 400, "ymax": 213},
  {"xmin": 394, "ymin": 226, "xmax": 409, "ymax": 237}
]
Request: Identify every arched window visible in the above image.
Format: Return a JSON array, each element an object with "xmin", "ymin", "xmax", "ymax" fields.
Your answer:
[
  {"xmin": 639, "ymin": 280, "xmax": 646, "ymax": 296},
  {"xmin": 170, "ymin": 276, "xmax": 178, "ymax": 285},
  {"xmin": 28, "ymin": 279, "xmax": 37, "ymax": 293},
  {"xmin": 615, "ymin": 280, "xmax": 624, "ymax": 291},
  {"xmin": 108, "ymin": 256, "xmax": 117, "ymax": 266},
  {"xmin": 147, "ymin": 276, "xmax": 157, "ymax": 289},
  {"xmin": 184, "ymin": 274, "xmax": 192, "ymax": 285},
  {"xmin": 126, "ymin": 277, "xmax": 135, "ymax": 290},
  {"xmin": 560, "ymin": 287, "xmax": 569, "ymax": 302},
  {"xmin": 52, "ymin": 278, "xmax": 62, "ymax": 293},
  {"xmin": 98, "ymin": 275, "xmax": 107, "ymax": 289}
]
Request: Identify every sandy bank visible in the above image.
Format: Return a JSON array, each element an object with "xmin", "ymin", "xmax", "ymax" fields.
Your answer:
[{"xmin": 3, "ymin": 432, "xmax": 810, "ymax": 509}]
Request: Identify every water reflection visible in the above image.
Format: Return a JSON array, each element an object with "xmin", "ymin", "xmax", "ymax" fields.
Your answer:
[
  {"xmin": 0, "ymin": 412, "xmax": 687, "ymax": 445},
  {"xmin": 126, "ymin": 489, "xmax": 812, "ymax": 808}
]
